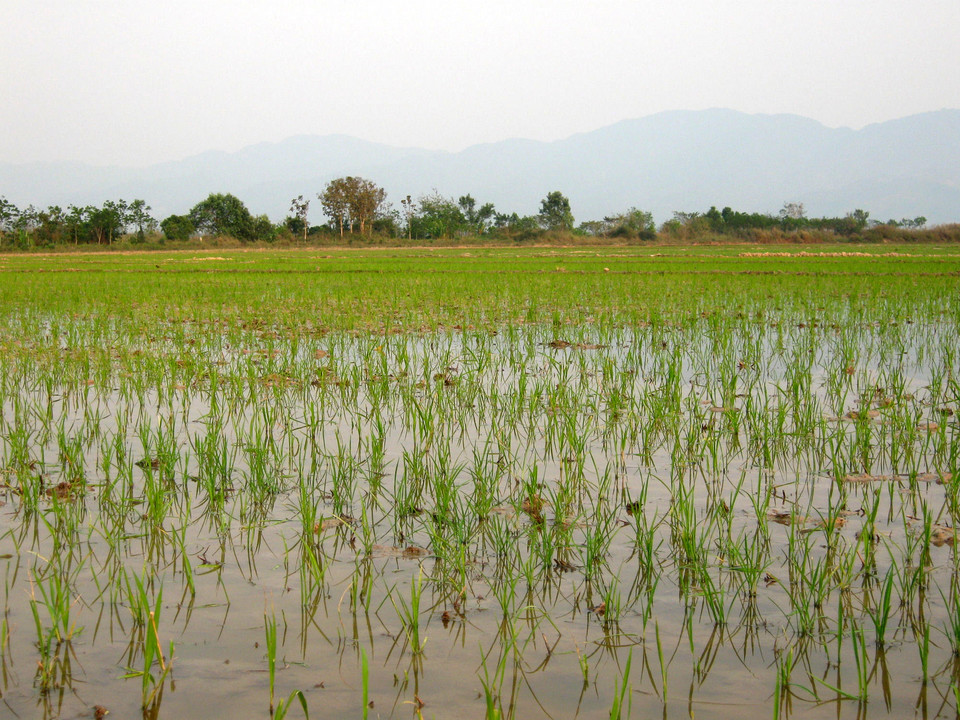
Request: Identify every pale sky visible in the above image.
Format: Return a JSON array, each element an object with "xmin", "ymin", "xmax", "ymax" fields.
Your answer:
[{"xmin": 3, "ymin": 0, "xmax": 958, "ymax": 166}]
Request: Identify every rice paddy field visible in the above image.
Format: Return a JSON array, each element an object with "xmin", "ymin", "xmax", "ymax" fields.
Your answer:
[{"xmin": 1, "ymin": 244, "xmax": 959, "ymax": 719}]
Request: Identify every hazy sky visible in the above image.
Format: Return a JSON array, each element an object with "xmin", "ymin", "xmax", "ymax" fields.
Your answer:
[{"xmin": 3, "ymin": 0, "xmax": 958, "ymax": 166}]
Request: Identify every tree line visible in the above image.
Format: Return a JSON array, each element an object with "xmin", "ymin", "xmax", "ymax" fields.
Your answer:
[{"xmin": 0, "ymin": 179, "xmax": 951, "ymax": 249}]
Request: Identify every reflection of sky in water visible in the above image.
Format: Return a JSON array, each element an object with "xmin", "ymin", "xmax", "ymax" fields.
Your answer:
[{"xmin": 0, "ymin": 312, "xmax": 957, "ymax": 719}]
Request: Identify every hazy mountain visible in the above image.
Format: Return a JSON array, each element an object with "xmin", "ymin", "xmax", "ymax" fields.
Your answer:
[{"xmin": 2, "ymin": 109, "xmax": 958, "ymax": 225}]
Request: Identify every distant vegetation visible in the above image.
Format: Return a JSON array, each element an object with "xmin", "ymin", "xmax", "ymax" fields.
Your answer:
[{"xmin": 1, "ymin": 182, "xmax": 956, "ymax": 250}]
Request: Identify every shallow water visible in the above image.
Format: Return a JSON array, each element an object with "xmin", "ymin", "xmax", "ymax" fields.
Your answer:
[{"xmin": 0, "ymin": 311, "xmax": 958, "ymax": 719}]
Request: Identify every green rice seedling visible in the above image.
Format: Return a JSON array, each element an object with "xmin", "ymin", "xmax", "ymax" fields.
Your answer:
[
  {"xmin": 597, "ymin": 577, "xmax": 623, "ymax": 626},
  {"xmin": 653, "ymin": 618, "xmax": 669, "ymax": 705},
  {"xmin": 361, "ymin": 646, "xmax": 369, "ymax": 720},
  {"xmin": 772, "ymin": 647, "xmax": 794, "ymax": 719},
  {"xmin": 479, "ymin": 643, "xmax": 509, "ymax": 719},
  {"xmin": 29, "ymin": 565, "xmax": 82, "ymax": 653},
  {"xmin": 865, "ymin": 568, "xmax": 896, "ymax": 647},
  {"xmin": 849, "ymin": 623, "xmax": 870, "ymax": 702},
  {"xmin": 123, "ymin": 583, "xmax": 173, "ymax": 709},
  {"xmin": 697, "ymin": 567, "xmax": 729, "ymax": 628},
  {"xmin": 726, "ymin": 526, "xmax": 771, "ymax": 601},
  {"xmin": 575, "ymin": 643, "xmax": 590, "ymax": 686},
  {"xmin": 582, "ymin": 507, "xmax": 618, "ymax": 582},
  {"xmin": 940, "ymin": 583, "xmax": 960, "ymax": 657},
  {"xmin": 172, "ymin": 521, "xmax": 195, "ymax": 597},
  {"xmin": 265, "ymin": 610, "xmax": 280, "ymax": 714},
  {"xmin": 917, "ymin": 617, "xmax": 931, "ymax": 683},
  {"xmin": 265, "ymin": 609, "xmax": 308, "ymax": 719},
  {"xmin": 389, "ymin": 568, "xmax": 426, "ymax": 655},
  {"xmin": 492, "ymin": 563, "xmax": 521, "ymax": 619},
  {"xmin": 608, "ymin": 648, "xmax": 633, "ymax": 719}
]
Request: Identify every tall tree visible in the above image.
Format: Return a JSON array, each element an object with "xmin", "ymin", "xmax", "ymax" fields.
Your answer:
[
  {"xmin": 65, "ymin": 205, "xmax": 87, "ymax": 245},
  {"xmin": 400, "ymin": 195, "xmax": 415, "ymax": 241},
  {"xmin": 413, "ymin": 193, "xmax": 465, "ymax": 239},
  {"xmin": 319, "ymin": 178, "xmax": 351, "ymax": 238},
  {"xmin": 189, "ymin": 193, "xmax": 255, "ymax": 240},
  {"xmin": 127, "ymin": 199, "xmax": 156, "ymax": 242},
  {"xmin": 289, "ymin": 195, "xmax": 310, "ymax": 242},
  {"xmin": 319, "ymin": 177, "xmax": 387, "ymax": 237},
  {"xmin": 350, "ymin": 178, "xmax": 387, "ymax": 235},
  {"xmin": 603, "ymin": 207, "xmax": 655, "ymax": 239},
  {"xmin": 160, "ymin": 214, "xmax": 195, "ymax": 241},
  {"xmin": 88, "ymin": 203, "xmax": 124, "ymax": 245},
  {"xmin": 0, "ymin": 196, "xmax": 18, "ymax": 238},
  {"xmin": 458, "ymin": 195, "xmax": 496, "ymax": 235},
  {"xmin": 538, "ymin": 191, "xmax": 574, "ymax": 231}
]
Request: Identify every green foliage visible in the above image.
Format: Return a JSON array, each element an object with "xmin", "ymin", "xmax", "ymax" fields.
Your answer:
[
  {"xmin": 87, "ymin": 202, "xmax": 127, "ymax": 244},
  {"xmin": 0, "ymin": 182, "xmax": 951, "ymax": 249},
  {"xmin": 660, "ymin": 211, "xmax": 711, "ymax": 239},
  {"xmin": 584, "ymin": 207, "xmax": 656, "ymax": 240},
  {"xmin": 127, "ymin": 199, "xmax": 156, "ymax": 242},
  {"xmin": 289, "ymin": 195, "xmax": 310, "ymax": 242},
  {"xmin": 252, "ymin": 214, "xmax": 276, "ymax": 243},
  {"xmin": 0, "ymin": 195, "xmax": 18, "ymax": 235},
  {"xmin": 458, "ymin": 194, "xmax": 496, "ymax": 235},
  {"xmin": 538, "ymin": 190, "xmax": 574, "ymax": 231},
  {"xmin": 189, "ymin": 192, "xmax": 256, "ymax": 241},
  {"xmin": 411, "ymin": 192, "xmax": 465, "ymax": 239},
  {"xmin": 318, "ymin": 177, "xmax": 387, "ymax": 237},
  {"xmin": 160, "ymin": 214, "xmax": 196, "ymax": 241}
]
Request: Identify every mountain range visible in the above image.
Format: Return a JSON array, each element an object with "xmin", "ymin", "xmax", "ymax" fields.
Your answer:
[{"xmin": 2, "ymin": 108, "xmax": 958, "ymax": 225}]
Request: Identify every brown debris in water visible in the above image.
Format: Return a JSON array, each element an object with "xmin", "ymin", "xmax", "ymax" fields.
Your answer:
[
  {"xmin": 545, "ymin": 340, "xmax": 608, "ymax": 350},
  {"xmin": 521, "ymin": 494, "xmax": 546, "ymax": 522},
  {"xmin": 841, "ymin": 472, "xmax": 952, "ymax": 484},
  {"xmin": 46, "ymin": 480, "xmax": 79, "ymax": 500},
  {"xmin": 767, "ymin": 510, "xmax": 846, "ymax": 531},
  {"xmin": 368, "ymin": 545, "xmax": 429, "ymax": 559},
  {"xmin": 842, "ymin": 409, "xmax": 880, "ymax": 421},
  {"xmin": 930, "ymin": 525, "xmax": 955, "ymax": 547},
  {"xmin": 315, "ymin": 515, "xmax": 357, "ymax": 532}
]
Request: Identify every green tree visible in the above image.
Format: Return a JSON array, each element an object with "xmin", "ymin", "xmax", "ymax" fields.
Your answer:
[
  {"xmin": 0, "ymin": 196, "xmax": 18, "ymax": 238},
  {"xmin": 849, "ymin": 208, "xmax": 870, "ymax": 231},
  {"xmin": 88, "ymin": 203, "xmax": 125, "ymax": 245},
  {"xmin": 352, "ymin": 178, "xmax": 387, "ymax": 235},
  {"xmin": 319, "ymin": 178, "xmax": 351, "ymax": 237},
  {"xmin": 160, "ymin": 214, "xmax": 196, "ymax": 241},
  {"xmin": 660, "ymin": 211, "xmax": 711, "ymax": 239},
  {"xmin": 13, "ymin": 204, "xmax": 39, "ymax": 232},
  {"xmin": 289, "ymin": 195, "xmax": 310, "ymax": 242},
  {"xmin": 34, "ymin": 205, "xmax": 66, "ymax": 245},
  {"xmin": 605, "ymin": 207, "xmax": 655, "ymax": 239},
  {"xmin": 319, "ymin": 177, "xmax": 388, "ymax": 238},
  {"xmin": 127, "ymin": 199, "xmax": 156, "ymax": 242},
  {"xmin": 189, "ymin": 193, "xmax": 255, "ymax": 240},
  {"xmin": 538, "ymin": 191, "xmax": 574, "ymax": 231},
  {"xmin": 251, "ymin": 214, "xmax": 276, "ymax": 243},
  {"xmin": 400, "ymin": 195, "xmax": 415, "ymax": 241},
  {"xmin": 411, "ymin": 193, "xmax": 465, "ymax": 239},
  {"xmin": 458, "ymin": 195, "xmax": 496, "ymax": 235}
]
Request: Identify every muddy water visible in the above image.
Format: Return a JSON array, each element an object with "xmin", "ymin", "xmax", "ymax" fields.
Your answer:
[{"xmin": 0, "ymin": 320, "xmax": 957, "ymax": 719}]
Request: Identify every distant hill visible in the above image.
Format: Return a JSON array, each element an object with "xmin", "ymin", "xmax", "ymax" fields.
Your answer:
[{"xmin": 2, "ymin": 109, "xmax": 958, "ymax": 225}]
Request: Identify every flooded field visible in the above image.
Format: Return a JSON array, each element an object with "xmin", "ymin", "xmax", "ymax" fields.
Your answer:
[{"xmin": 0, "ymin": 246, "xmax": 959, "ymax": 719}]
